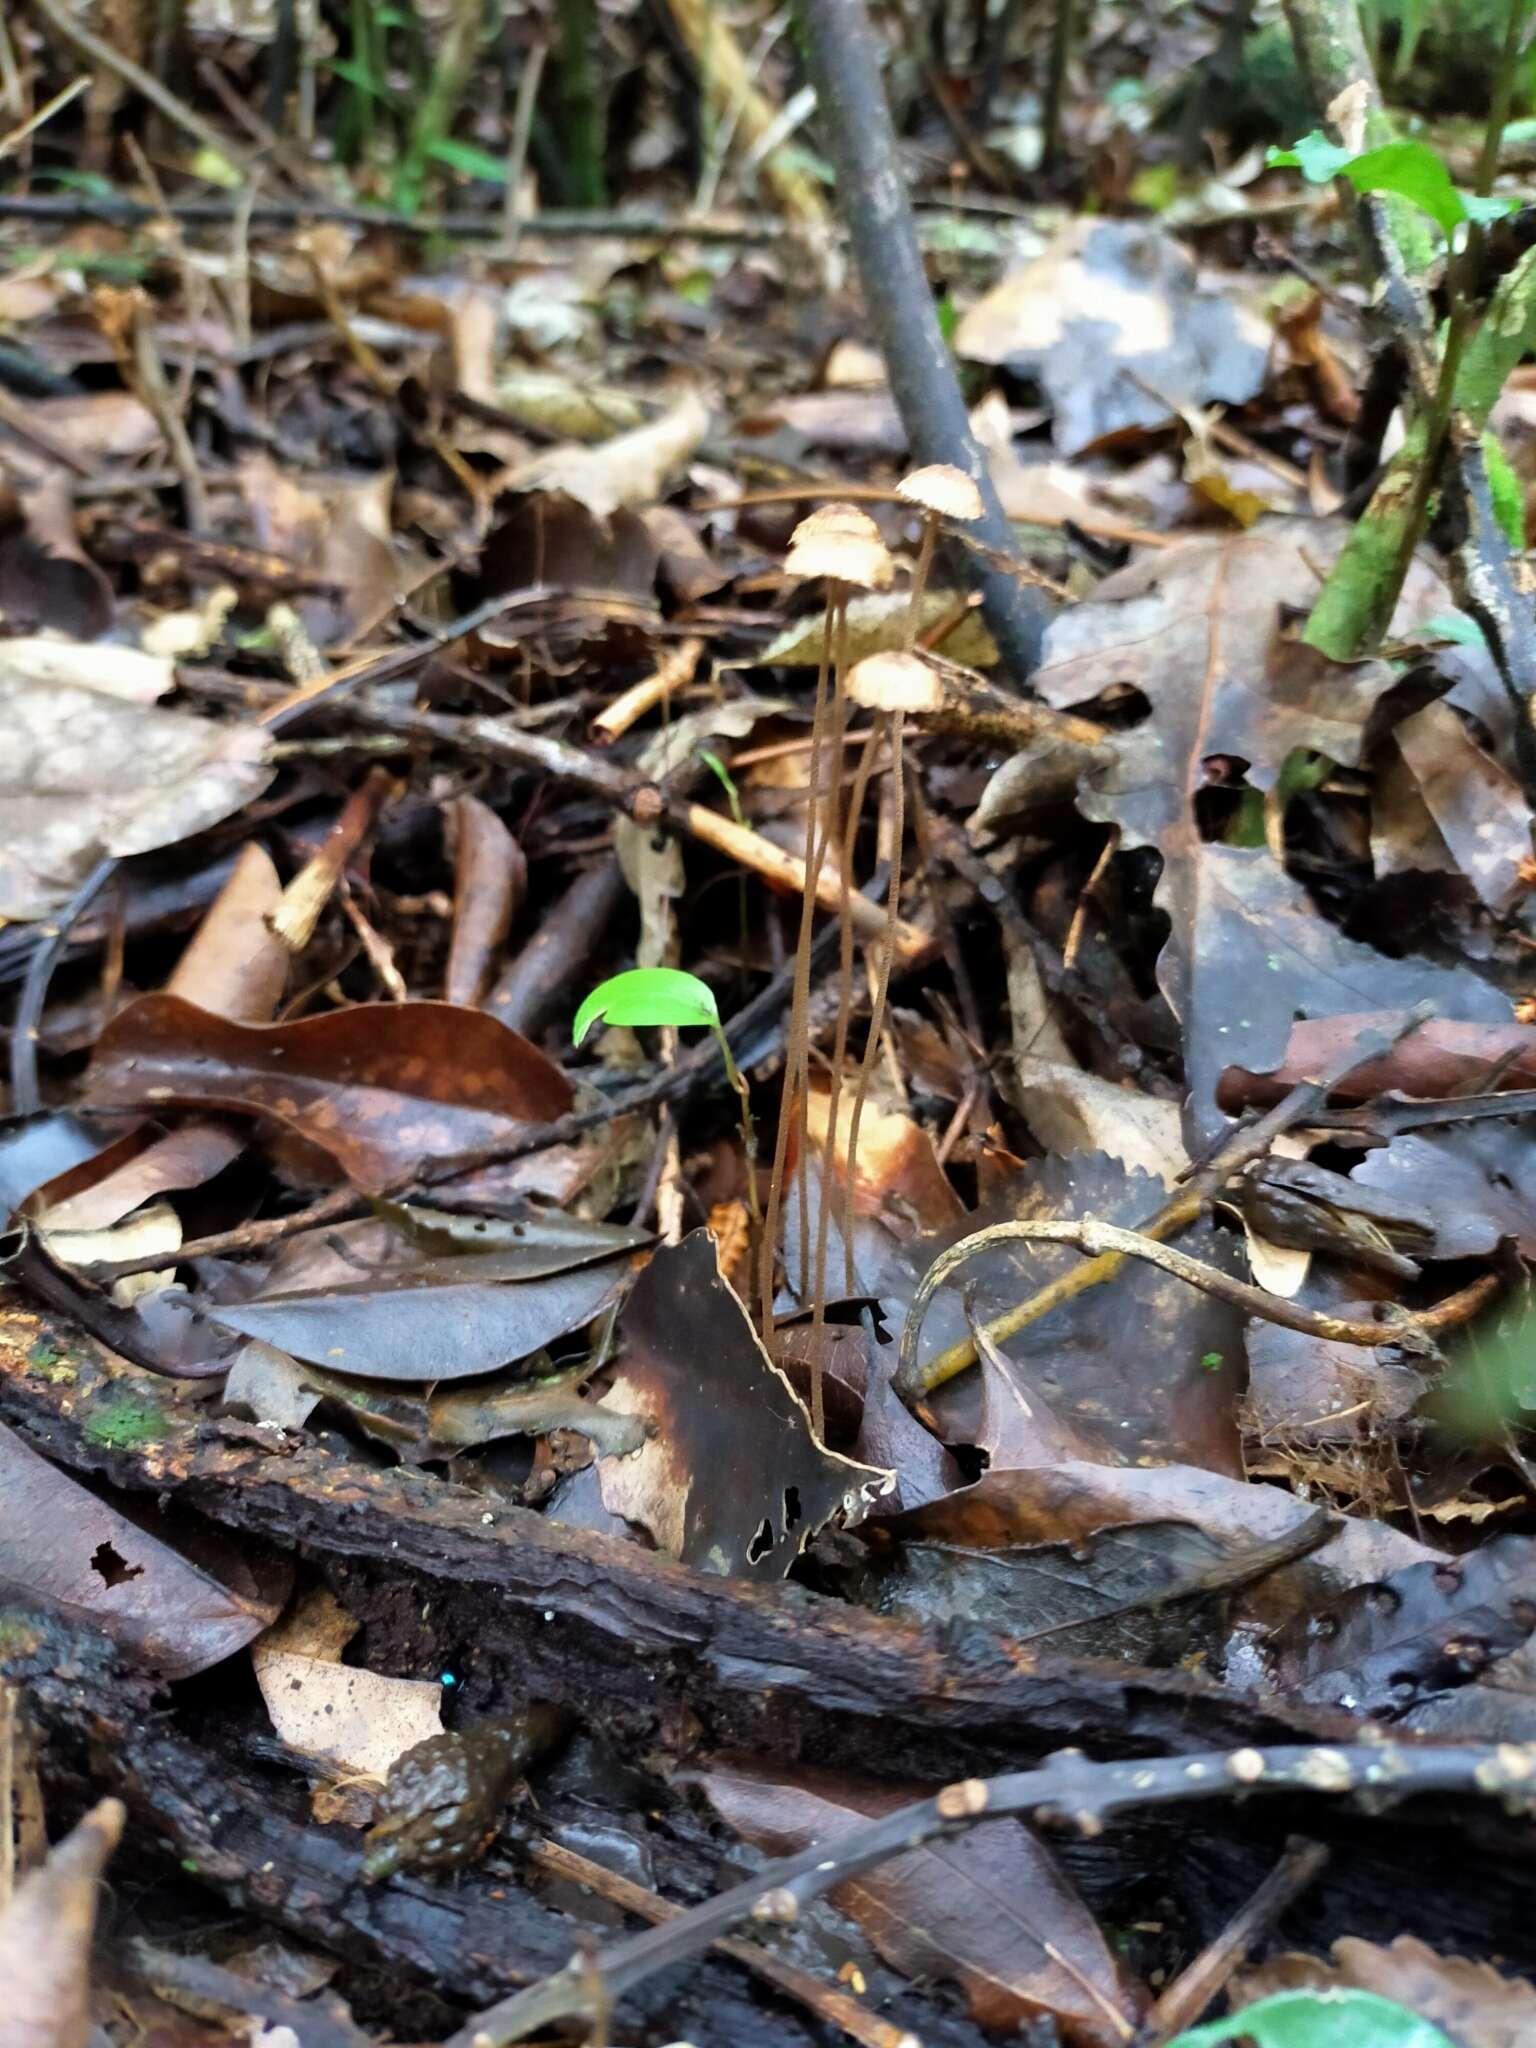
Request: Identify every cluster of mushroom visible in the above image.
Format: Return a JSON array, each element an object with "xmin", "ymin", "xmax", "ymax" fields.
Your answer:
[{"xmin": 757, "ymin": 464, "xmax": 984, "ymax": 1421}]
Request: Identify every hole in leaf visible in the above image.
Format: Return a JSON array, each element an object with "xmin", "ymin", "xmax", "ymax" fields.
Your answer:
[
  {"xmin": 90, "ymin": 1541, "xmax": 143, "ymax": 1588},
  {"xmin": 782, "ymin": 1485, "xmax": 802, "ymax": 1534},
  {"xmin": 747, "ymin": 1518, "xmax": 774, "ymax": 1564}
]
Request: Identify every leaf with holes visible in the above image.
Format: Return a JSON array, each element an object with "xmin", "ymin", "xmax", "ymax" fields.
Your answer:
[{"xmin": 0, "ymin": 1420, "xmax": 287, "ymax": 1677}]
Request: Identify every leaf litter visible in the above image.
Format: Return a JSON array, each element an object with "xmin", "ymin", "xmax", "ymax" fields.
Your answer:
[{"xmin": 3, "ymin": 14, "xmax": 1536, "ymax": 2047}]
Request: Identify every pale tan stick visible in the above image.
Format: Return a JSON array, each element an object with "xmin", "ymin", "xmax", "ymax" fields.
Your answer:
[
  {"xmin": 592, "ymin": 636, "xmax": 705, "ymax": 744},
  {"xmin": 683, "ymin": 802, "xmax": 925, "ymax": 957}
]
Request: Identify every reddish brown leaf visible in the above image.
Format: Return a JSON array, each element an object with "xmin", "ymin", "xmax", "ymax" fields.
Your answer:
[
  {"xmin": 0, "ymin": 1421, "xmax": 286, "ymax": 1677},
  {"xmin": 164, "ymin": 840, "xmax": 288, "ymax": 1022},
  {"xmin": 82, "ymin": 994, "xmax": 573, "ymax": 1193},
  {"xmin": 689, "ymin": 1758, "xmax": 1143, "ymax": 2045},
  {"xmin": 1218, "ymin": 1014, "xmax": 1536, "ymax": 1113},
  {"xmin": 445, "ymin": 794, "xmax": 526, "ymax": 1007}
]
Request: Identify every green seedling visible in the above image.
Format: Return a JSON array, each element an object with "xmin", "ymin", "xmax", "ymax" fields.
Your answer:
[
  {"xmin": 1169, "ymin": 1986, "xmax": 1454, "ymax": 2046},
  {"xmin": 574, "ymin": 969, "xmax": 758, "ymax": 1221},
  {"xmin": 1268, "ymin": 131, "xmax": 1516, "ymax": 237}
]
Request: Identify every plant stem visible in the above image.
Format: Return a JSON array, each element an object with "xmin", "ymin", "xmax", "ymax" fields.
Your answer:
[
  {"xmin": 796, "ymin": 0, "xmax": 1047, "ymax": 682},
  {"xmin": 712, "ymin": 1024, "xmax": 760, "ymax": 1225}
]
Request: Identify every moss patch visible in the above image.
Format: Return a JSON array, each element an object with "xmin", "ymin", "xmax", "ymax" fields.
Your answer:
[{"xmin": 82, "ymin": 1389, "xmax": 169, "ymax": 1451}]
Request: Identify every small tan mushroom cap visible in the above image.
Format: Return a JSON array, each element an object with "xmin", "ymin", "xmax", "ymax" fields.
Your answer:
[
  {"xmin": 784, "ymin": 502, "xmax": 894, "ymax": 590},
  {"xmin": 896, "ymin": 464, "xmax": 984, "ymax": 522},
  {"xmin": 845, "ymin": 650, "xmax": 943, "ymax": 713}
]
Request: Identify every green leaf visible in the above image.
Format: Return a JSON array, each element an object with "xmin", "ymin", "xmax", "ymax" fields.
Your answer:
[
  {"xmin": 1267, "ymin": 132, "xmax": 1515, "ymax": 238},
  {"xmin": 573, "ymin": 968, "xmax": 720, "ymax": 1045},
  {"xmin": 1416, "ymin": 610, "xmax": 1489, "ymax": 649},
  {"xmin": 426, "ymin": 137, "xmax": 511, "ymax": 183},
  {"xmin": 1168, "ymin": 1986, "xmax": 1457, "ymax": 2048}
]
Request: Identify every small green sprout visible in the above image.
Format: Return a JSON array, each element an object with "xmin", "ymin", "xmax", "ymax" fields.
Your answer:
[
  {"xmin": 1268, "ymin": 132, "xmax": 1515, "ymax": 239},
  {"xmin": 1200, "ymin": 1351, "xmax": 1224, "ymax": 1373},
  {"xmin": 1168, "ymin": 1986, "xmax": 1454, "ymax": 2047},
  {"xmin": 575, "ymin": 969, "xmax": 758, "ymax": 1220}
]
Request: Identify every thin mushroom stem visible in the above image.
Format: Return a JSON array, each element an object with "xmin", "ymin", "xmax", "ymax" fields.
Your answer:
[
  {"xmin": 898, "ymin": 1216, "xmax": 1501, "ymax": 1393},
  {"xmin": 760, "ymin": 587, "xmax": 835, "ymax": 1340},
  {"xmin": 811, "ymin": 601, "xmax": 858, "ymax": 1357}
]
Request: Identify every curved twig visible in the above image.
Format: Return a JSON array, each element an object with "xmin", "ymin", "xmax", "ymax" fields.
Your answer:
[
  {"xmin": 897, "ymin": 1216, "xmax": 1500, "ymax": 1396},
  {"xmin": 452, "ymin": 1738, "xmax": 1536, "ymax": 2047}
]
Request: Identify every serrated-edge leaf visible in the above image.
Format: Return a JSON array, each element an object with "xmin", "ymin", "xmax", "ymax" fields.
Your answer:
[{"xmin": 573, "ymin": 967, "xmax": 719, "ymax": 1045}]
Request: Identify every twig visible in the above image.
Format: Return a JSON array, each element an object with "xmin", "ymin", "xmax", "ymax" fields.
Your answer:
[
  {"xmin": 25, "ymin": 0, "xmax": 245, "ymax": 166},
  {"xmin": 523, "ymin": 1838, "xmax": 918, "ymax": 2048},
  {"xmin": 897, "ymin": 1002, "xmax": 1434, "ymax": 1396},
  {"xmin": 1143, "ymin": 1838, "xmax": 1330, "ymax": 2043},
  {"xmin": 591, "ymin": 636, "xmax": 705, "ymax": 744},
  {"xmin": 796, "ymin": 0, "xmax": 1049, "ymax": 681},
  {"xmin": 899, "ymin": 1217, "xmax": 1501, "ymax": 1383},
  {"xmin": 451, "ymin": 1739, "xmax": 1536, "ymax": 2047}
]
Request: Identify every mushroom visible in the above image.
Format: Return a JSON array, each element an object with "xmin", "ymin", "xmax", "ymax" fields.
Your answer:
[
  {"xmin": 895, "ymin": 462, "xmax": 984, "ymax": 647},
  {"xmin": 760, "ymin": 507, "xmax": 893, "ymax": 1426}
]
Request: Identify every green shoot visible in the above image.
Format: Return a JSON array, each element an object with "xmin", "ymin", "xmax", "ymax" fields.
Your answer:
[
  {"xmin": 1168, "ymin": 1987, "xmax": 1455, "ymax": 2047},
  {"xmin": 575, "ymin": 970, "xmax": 758, "ymax": 1222},
  {"xmin": 1268, "ymin": 132, "xmax": 1516, "ymax": 238}
]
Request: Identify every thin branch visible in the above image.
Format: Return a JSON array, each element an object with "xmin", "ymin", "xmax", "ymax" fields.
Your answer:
[
  {"xmin": 25, "ymin": 0, "xmax": 245, "ymax": 165},
  {"xmin": 897, "ymin": 1004, "xmax": 1434, "ymax": 1397},
  {"xmin": 452, "ymin": 1739, "xmax": 1536, "ymax": 2047}
]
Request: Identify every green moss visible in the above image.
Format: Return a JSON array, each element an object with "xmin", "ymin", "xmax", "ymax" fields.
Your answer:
[
  {"xmin": 25, "ymin": 1343, "xmax": 78, "ymax": 1386},
  {"xmin": 82, "ymin": 1389, "xmax": 168, "ymax": 1451}
]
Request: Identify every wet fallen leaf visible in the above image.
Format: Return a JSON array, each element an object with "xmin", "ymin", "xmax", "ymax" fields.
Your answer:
[
  {"xmin": 0, "ymin": 1420, "xmax": 286, "ymax": 1677},
  {"xmin": 445, "ymin": 794, "xmax": 526, "ymax": 1008},
  {"xmin": 506, "ymin": 389, "xmax": 711, "ymax": 520},
  {"xmin": 1385, "ymin": 700, "xmax": 1533, "ymax": 912},
  {"xmin": 587, "ymin": 1231, "xmax": 892, "ymax": 1576},
  {"xmin": 689, "ymin": 1757, "xmax": 1143, "ymax": 2045},
  {"xmin": 883, "ymin": 1153, "xmax": 1245, "ymax": 1476},
  {"xmin": 206, "ymin": 1207, "xmax": 642, "ymax": 1379},
  {"xmin": 164, "ymin": 840, "xmax": 289, "ymax": 1022},
  {"xmin": 1264, "ymin": 1532, "xmax": 1536, "ymax": 1716},
  {"xmin": 82, "ymin": 995, "xmax": 574, "ymax": 1193}
]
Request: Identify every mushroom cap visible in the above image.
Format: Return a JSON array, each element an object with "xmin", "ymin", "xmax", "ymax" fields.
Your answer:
[
  {"xmin": 784, "ymin": 502, "xmax": 894, "ymax": 590},
  {"xmin": 844, "ymin": 649, "xmax": 943, "ymax": 713},
  {"xmin": 896, "ymin": 464, "xmax": 985, "ymax": 522}
]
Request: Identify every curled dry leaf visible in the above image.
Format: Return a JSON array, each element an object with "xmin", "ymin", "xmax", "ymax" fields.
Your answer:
[
  {"xmin": 165, "ymin": 840, "xmax": 289, "ymax": 1023},
  {"xmin": 445, "ymin": 794, "xmax": 526, "ymax": 1008},
  {"xmin": 587, "ymin": 1232, "xmax": 893, "ymax": 1577},
  {"xmin": 0, "ymin": 1796, "xmax": 124, "ymax": 2048},
  {"xmin": 0, "ymin": 1420, "xmax": 287, "ymax": 1677},
  {"xmin": 689, "ymin": 1758, "xmax": 1143, "ymax": 2045},
  {"xmin": 82, "ymin": 995, "xmax": 574, "ymax": 1194},
  {"xmin": 505, "ymin": 389, "xmax": 711, "ymax": 521}
]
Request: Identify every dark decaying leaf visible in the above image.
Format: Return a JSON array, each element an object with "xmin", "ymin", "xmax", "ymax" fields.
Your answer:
[
  {"xmin": 872, "ymin": 1516, "xmax": 1323, "ymax": 1663},
  {"xmin": 586, "ymin": 1231, "xmax": 892, "ymax": 1577},
  {"xmin": 1243, "ymin": 1266, "xmax": 1425, "ymax": 1449},
  {"xmin": 82, "ymin": 995, "xmax": 574, "ymax": 1193},
  {"xmin": 0, "ymin": 1421, "xmax": 287, "ymax": 1677},
  {"xmin": 689, "ymin": 1758, "xmax": 1144, "ymax": 2045},
  {"xmin": 1350, "ymin": 1128, "xmax": 1536, "ymax": 1261},
  {"xmin": 881, "ymin": 1152, "xmax": 1245, "ymax": 1476},
  {"xmin": 1237, "ymin": 1937, "xmax": 1536, "ymax": 2048},
  {"xmin": 1030, "ymin": 526, "xmax": 1511, "ymax": 1143},
  {"xmin": 0, "ymin": 1797, "xmax": 123, "ymax": 2048},
  {"xmin": 206, "ymin": 1209, "xmax": 643, "ymax": 1380},
  {"xmin": 1263, "ymin": 1533, "xmax": 1536, "ymax": 1716}
]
